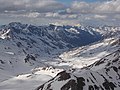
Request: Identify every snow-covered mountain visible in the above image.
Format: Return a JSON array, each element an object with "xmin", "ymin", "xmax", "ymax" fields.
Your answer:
[
  {"xmin": 36, "ymin": 37, "xmax": 120, "ymax": 90},
  {"xmin": 0, "ymin": 22, "xmax": 104, "ymax": 72},
  {"xmin": 0, "ymin": 22, "xmax": 119, "ymax": 73},
  {"xmin": 0, "ymin": 22, "xmax": 120, "ymax": 90}
]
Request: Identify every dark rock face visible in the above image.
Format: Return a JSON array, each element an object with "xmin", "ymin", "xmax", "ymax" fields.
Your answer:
[
  {"xmin": 57, "ymin": 71, "xmax": 71, "ymax": 81},
  {"xmin": 77, "ymin": 77, "xmax": 85, "ymax": 90},
  {"xmin": 95, "ymin": 60, "xmax": 105, "ymax": 66},
  {"xmin": 102, "ymin": 81, "xmax": 116, "ymax": 90},
  {"xmin": 24, "ymin": 54, "xmax": 36, "ymax": 63},
  {"xmin": 61, "ymin": 80, "xmax": 77, "ymax": 90},
  {"xmin": 0, "ymin": 60, "xmax": 5, "ymax": 64},
  {"xmin": 88, "ymin": 85, "xmax": 94, "ymax": 90}
]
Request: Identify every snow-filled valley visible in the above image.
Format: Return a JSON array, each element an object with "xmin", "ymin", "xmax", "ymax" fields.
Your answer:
[{"xmin": 0, "ymin": 22, "xmax": 120, "ymax": 90}]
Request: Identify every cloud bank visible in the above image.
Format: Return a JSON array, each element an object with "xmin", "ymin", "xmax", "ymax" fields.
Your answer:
[{"xmin": 0, "ymin": 0, "xmax": 120, "ymax": 26}]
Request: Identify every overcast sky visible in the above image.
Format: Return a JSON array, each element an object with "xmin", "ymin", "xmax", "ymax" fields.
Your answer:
[{"xmin": 0, "ymin": 0, "xmax": 120, "ymax": 26}]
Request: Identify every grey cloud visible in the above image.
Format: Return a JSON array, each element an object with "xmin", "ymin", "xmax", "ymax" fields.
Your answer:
[
  {"xmin": 25, "ymin": 0, "xmax": 66, "ymax": 13},
  {"xmin": 0, "ymin": 0, "xmax": 66, "ymax": 13},
  {"xmin": 45, "ymin": 12, "xmax": 78, "ymax": 19},
  {"xmin": 0, "ymin": 0, "xmax": 26, "ymax": 12},
  {"xmin": 70, "ymin": 0, "xmax": 120, "ymax": 14}
]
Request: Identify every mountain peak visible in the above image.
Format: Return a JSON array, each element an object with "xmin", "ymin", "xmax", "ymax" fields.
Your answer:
[{"xmin": 8, "ymin": 22, "xmax": 22, "ymax": 26}]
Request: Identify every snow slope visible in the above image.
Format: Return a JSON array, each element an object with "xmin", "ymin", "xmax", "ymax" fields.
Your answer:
[
  {"xmin": 36, "ymin": 44, "xmax": 120, "ymax": 90},
  {"xmin": 59, "ymin": 37, "xmax": 120, "ymax": 68}
]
